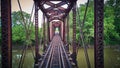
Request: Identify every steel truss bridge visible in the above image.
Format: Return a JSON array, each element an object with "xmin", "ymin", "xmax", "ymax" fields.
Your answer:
[{"xmin": 1, "ymin": 0, "xmax": 104, "ymax": 68}]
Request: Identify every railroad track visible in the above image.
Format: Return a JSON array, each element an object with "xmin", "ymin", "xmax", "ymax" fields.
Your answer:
[{"xmin": 39, "ymin": 35, "xmax": 72, "ymax": 68}]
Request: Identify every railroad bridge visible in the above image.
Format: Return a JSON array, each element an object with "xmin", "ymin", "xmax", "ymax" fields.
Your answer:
[{"xmin": 1, "ymin": 0, "xmax": 104, "ymax": 68}]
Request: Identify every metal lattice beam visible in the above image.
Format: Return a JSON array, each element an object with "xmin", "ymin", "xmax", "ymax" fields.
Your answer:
[
  {"xmin": 63, "ymin": 20, "xmax": 66, "ymax": 44},
  {"xmin": 43, "ymin": 14, "xmax": 46, "ymax": 51},
  {"xmin": 94, "ymin": 0, "xmax": 104, "ymax": 68},
  {"xmin": 38, "ymin": 1, "xmax": 74, "ymax": 21},
  {"xmin": 71, "ymin": 1, "xmax": 77, "ymax": 66},
  {"xmin": 47, "ymin": 20, "xmax": 50, "ymax": 42},
  {"xmin": 1, "ymin": 0, "xmax": 12, "ymax": 68},
  {"xmin": 72, "ymin": 2, "xmax": 77, "ymax": 55},
  {"xmin": 34, "ymin": 1, "xmax": 40, "ymax": 65},
  {"xmin": 66, "ymin": 15, "xmax": 70, "ymax": 51}
]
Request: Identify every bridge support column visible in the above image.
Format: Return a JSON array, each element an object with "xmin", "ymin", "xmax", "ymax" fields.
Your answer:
[
  {"xmin": 43, "ymin": 14, "xmax": 46, "ymax": 51},
  {"xmin": 63, "ymin": 19, "xmax": 66, "ymax": 45},
  {"xmin": 1, "ymin": 0, "xmax": 12, "ymax": 68},
  {"xmin": 66, "ymin": 15, "xmax": 70, "ymax": 51},
  {"xmin": 47, "ymin": 20, "xmax": 50, "ymax": 44},
  {"xmin": 34, "ymin": 1, "xmax": 41, "ymax": 66},
  {"xmin": 71, "ymin": 1, "xmax": 77, "ymax": 66},
  {"xmin": 94, "ymin": 0, "xmax": 104, "ymax": 68}
]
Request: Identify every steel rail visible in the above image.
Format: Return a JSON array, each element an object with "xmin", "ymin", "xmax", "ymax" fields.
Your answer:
[
  {"xmin": 60, "ymin": 44, "xmax": 66, "ymax": 68},
  {"xmin": 58, "ymin": 44, "xmax": 62, "ymax": 68},
  {"xmin": 39, "ymin": 35, "xmax": 72, "ymax": 68},
  {"xmin": 49, "ymin": 43, "xmax": 61, "ymax": 68},
  {"xmin": 60, "ymin": 41, "xmax": 72, "ymax": 68},
  {"xmin": 46, "ymin": 43, "xmax": 54, "ymax": 68},
  {"xmin": 39, "ymin": 42, "xmax": 53, "ymax": 68}
]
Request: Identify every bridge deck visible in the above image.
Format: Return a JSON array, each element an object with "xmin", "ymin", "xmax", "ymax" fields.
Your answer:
[{"xmin": 38, "ymin": 35, "xmax": 72, "ymax": 68}]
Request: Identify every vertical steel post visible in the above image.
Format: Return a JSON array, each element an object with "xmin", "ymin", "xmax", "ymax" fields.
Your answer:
[
  {"xmin": 66, "ymin": 15, "xmax": 70, "ymax": 51},
  {"xmin": 71, "ymin": 1, "xmax": 77, "ymax": 66},
  {"xmin": 67, "ymin": 15, "xmax": 69, "ymax": 44},
  {"xmin": 94, "ymin": 0, "xmax": 104, "ymax": 68},
  {"xmin": 47, "ymin": 20, "xmax": 50, "ymax": 43},
  {"xmin": 35, "ymin": 1, "xmax": 40, "ymax": 64},
  {"xmin": 72, "ymin": 2, "xmax": 77, "ymax": 55},
  {"xmin": 43, "ymin": 14, "xmax": 46, "ymax": 51},
  {"xmin": 1, "ymin": 0, "xmax": 12, "ymax": 68},
  {"xmin": 63, "ymin": 20, "xmax": 66, "ymax": 44}
]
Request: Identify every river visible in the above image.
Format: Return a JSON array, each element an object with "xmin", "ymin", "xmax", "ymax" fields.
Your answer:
[{"xmin": 0, "ymin": 47, "xmax": 120, "ymax": 68}]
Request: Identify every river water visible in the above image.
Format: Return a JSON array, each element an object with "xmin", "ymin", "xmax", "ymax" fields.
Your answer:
[{"xmin": 0, "ymin": 47, "xmax": 120, "ymax": 68}]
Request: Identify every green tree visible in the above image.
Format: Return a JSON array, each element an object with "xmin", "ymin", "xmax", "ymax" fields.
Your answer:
[
  {"xmin": 69, "ymin": 0, "xmax": 120, "ymax": 45},
  {"xmin": 104, "ymin": 0, "xmax": 120, "ymax": 45},
  {"xmin": 75, "ymin": 1, "xmax": 94, "ymax": 45},
  {"xmin": 12, "ymin": 11, "xmax": 35, "ymax": 46}
]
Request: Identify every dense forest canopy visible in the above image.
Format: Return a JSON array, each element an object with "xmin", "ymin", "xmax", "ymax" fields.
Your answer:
[{"xmin": 0, "ymin": 0, "xmax": 120, "ymax": 46}]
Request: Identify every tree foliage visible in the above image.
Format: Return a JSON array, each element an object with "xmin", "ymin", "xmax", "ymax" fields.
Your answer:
[
  {"xmin": 68, "ymin": 0, "xmax": 120, "ymax": 45},
  {"xmin": 12, "ymin": 11, "xmax": 36, "ymax": 46},
  {"xmin": 105, "ymin": 0, "xmax": 120, "ymax": 45}
]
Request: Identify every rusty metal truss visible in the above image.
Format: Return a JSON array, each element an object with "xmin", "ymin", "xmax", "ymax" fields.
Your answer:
[
  {"xmin": 94, "ymin": 0, "xmax": 104, "ymax": 68},
  {"xmin": 34, "ymin": 0, "xmax": 76, "ymax": 22},
  {"xmin": 1, "ymin": 0, "xmax": 12, "ymax": 68},
  {"xmin": 1, "ymin": 0, "xmax": 104, "ymax": 68}
]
